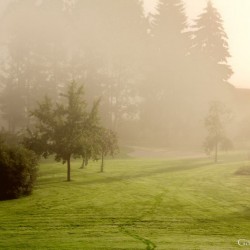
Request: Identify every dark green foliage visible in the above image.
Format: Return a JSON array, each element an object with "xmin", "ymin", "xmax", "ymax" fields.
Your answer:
[
  {"xmin": 25, "ymin": 81, "xmax": 114, "ymax": 181},
  {"xmin": 78, "ymin": 99, "xmax": 102, "ymax": 168},
  {"xmin": 79, "ymin": 124, "xmax": 119, "ymax": 172},
  {"xmin": 22, "ymin": 129, "xmax": 50, "ymax": 158},
  {"xmin": 0, "ymin": 144, "xmax": 38, "ymax": 200},
  {"xmin": 99, "ymin": 128, "xmax": 119, "ymax": 172},
  {"xmin": 25, "ymin": 80, "xmax": 119, "ymax": 179},
  {"xmin": 26, "ymin": 82, "xmax": 90, "ymax": 181}
]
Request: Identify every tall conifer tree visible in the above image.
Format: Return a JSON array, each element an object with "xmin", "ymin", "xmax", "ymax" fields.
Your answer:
[
  {"xmin": 140, "ymin": 0, "xmax": 191, "ymax": 145},
  {"xmin": 191, "ymin": 0, "xmax": 233, "ymax": 83}
]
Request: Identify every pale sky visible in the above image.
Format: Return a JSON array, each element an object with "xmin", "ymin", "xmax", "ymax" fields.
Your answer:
[{"xmin": 144, "ymin": 0, "xmax": 250, "ymax": 89}]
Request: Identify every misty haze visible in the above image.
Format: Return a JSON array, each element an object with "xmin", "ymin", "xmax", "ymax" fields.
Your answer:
[{"xmin": 0, "ymin": 0, "xmax": 250, "ymax": 249}]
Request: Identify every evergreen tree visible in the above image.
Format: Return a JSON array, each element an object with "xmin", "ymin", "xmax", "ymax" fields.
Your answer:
[
  {"xmin": 140, "ymin": 0, "xmax": 192, "ymax": 145},
  {"xmin": 191, "ymin": 0, "xmax": 233, "ymax": 84},
  {"xmin": 180, "ymin": 0, "xmax": 235, "ymax": 147},
  {"xmin": 153, "ymin": 0, "xmax": 190, "ymax": 59}
]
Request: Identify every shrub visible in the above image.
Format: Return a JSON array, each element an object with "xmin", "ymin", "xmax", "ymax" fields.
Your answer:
[
  {"xmin": 235, "ymin": 166, "xmax": 250, "ymax": 176},
  {"xmin": 0, "ymin": 144, "xmax": 38, "ymax": 200}
]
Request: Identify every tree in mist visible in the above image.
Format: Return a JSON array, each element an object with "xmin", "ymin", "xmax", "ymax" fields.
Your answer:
[
  {"xmin": 79, "ymin": 125, "xmax": 119, "ymax": 172},
  {"xmin": 191, "ymin": 0, "xmax": 233, "ymax": 85},
  {"xmin": 100, "ymin": 0, "xmax": 148, "ymax": 132},
  {"xmin": 77, "ymin": 101, "xmax": 119, "ymax": 171},
  {"xmin": 26, "ymin": 82, "xmax": 95, "ymax": 181},
  {"xmin": 140, "ymin": 0, "xmax": 192, "ymax": 145},
  {"xmin": 79, "ymin": 129, "xmax": 99, "ymax": 169},
  {"xmin": 98, "ymin": 128, "xmax": 118, "ymax": 173},
  {"xmin": 0, "ymin": 0, "xmax": 147, "ymax": 143},
  {"xmin": 79, "ymin": 99, "xmax": 101, "ymax": 169},
  {"xmin": 204, "ymin": 102, "xmax": 233, "ymax": 163},
  {"xmin": 0, "ymin": 0, "xmax": 237, "ymax": 150},
  {"xmin": 150, "ymin": 0, "xmax": 190, "ymax": 95},
  {"xmin": 0, "ymin": 83, "xmax": 26, "ymax": 133},
  {"xmin": 152, "ymin": 0, "xmax": 190, "ymax": 57},
  {"xmin": 0, "ymin": 0, "xmax": 71, "ymax": 131},
  {"xmin": 25, "ymin": 81, "xmax": 118, "ymax": 179},
  {"xmin": 73, "ymin": 0, "xmax": 148, "ymax": 131}
]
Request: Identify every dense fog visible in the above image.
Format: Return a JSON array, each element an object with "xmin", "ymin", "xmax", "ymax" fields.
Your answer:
[{"xmin": 0, "ymin": 0, "xmax": 249, "ymax": 151}]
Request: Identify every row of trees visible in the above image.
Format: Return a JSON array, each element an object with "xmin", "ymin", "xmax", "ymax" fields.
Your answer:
[
  {"xmin": 0, "ymin": 81, "xmax": 118, "ymax": 200},
  {"xmin": 0, "ymin": 0, "xmax": 237, "ymax": 200},
  {"xmin": 141, "ymin": 0, "xmax": 233, "ymax": 145},
  {"xmin": 0, "ymin": 91, "xmax": 232, "ymax": 200},
  {"xmin": 24, "ymin": 82, "xmax": 118, "ymax": 181},
  {"xmin": 0, "ymin": 0, "xmax": 237, "ymax": 147}
]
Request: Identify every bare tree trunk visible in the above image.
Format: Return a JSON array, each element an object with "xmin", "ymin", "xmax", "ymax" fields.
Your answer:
[
  {"xmin": 67, "ymin": 156, "xmax": 71, "ymax": 181},
  {"xmin": 214, "ymin": 142, "xmax": 218, "ymax": 163},
  {"xmin": 85, "ymin": 157, "xmax": 88, "ymax": 167},
  {"xmin": 80, "ymin": 156, "xmax": 85, "ymax": 169},
  {"xmin": 100, "ymin": 153, "xmax": 104, "ymax": 172}
]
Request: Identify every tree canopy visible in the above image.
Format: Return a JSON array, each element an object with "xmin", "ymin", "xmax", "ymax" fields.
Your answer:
[
  {"xmin": 0, "ymin": 0, "xmax": 238, "ymax": 149},
  {"xmin": 26, "ymin": 82, "xmax": 101, "ymax": 181},
  {"xmin": 192, "ymin": 0, "xmax": 233, "ymax": 83}
]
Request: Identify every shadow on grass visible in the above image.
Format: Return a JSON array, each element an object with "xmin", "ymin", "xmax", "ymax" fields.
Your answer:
[
  {"xmin": 36, "ymin": 177, "xmax": 67, "ymax": 188},
  {"xmin": 80, "ymin": 161, "xmax": 213, "ymax": 186}
]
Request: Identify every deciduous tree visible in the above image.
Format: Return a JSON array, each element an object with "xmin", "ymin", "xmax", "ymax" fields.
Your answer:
[
  {"xmin": 98, "ymin": 128, "xmax": 119, "ymax": 173},
  {"xmin": 204, "ymin": 101, "xmax": 232, "ymax": 163},
  {"xmin": 27, "ymin": 82, "xmax": 90, "ymax": 181}
]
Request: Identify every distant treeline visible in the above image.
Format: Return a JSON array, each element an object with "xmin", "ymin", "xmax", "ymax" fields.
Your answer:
[{"xmin": 0, "ymin": 0, "xmax": 248, "ymax": 148}]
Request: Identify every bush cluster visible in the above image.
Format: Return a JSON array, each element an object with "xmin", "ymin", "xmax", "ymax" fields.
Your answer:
[{"xmin": 0, "ymin": 144, "xmax": 38, "ymax": 200}]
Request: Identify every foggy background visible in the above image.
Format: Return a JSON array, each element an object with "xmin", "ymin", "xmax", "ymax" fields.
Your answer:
[{"xmin": 0, "ymin": 0, "xmax": 249, "ymax": 151}]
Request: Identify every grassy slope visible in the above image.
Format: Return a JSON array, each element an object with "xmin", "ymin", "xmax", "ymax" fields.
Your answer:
[{"xmin": 0, "ymin": 153, "xmax": 250, "ymax": 249}]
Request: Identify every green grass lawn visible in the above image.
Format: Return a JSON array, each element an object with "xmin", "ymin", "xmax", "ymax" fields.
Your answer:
[{"xmin": 0, "ymin": 153, "xmax": 250, "ymax": 249}]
